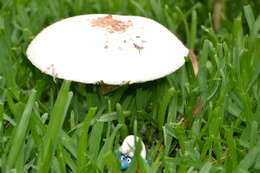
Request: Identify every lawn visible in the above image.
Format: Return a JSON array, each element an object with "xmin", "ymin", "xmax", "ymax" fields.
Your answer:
[{"xmin": 1, "ymin": 0, "xmax": 260, "ymax": 172}]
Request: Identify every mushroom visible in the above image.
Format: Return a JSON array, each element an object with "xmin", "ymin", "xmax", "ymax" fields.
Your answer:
[
  {"xmin": 118, "ymin": 135, "xmax": 147, "ymax": 170},
  {"xmin": 26, "ymin": 14, "xmax": 189, "ymax": 85}
]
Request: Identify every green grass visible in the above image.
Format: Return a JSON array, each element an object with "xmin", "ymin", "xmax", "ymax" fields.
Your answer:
[{"xmin": 1, "ymin": 0, "xmax": 260, "ymax": 172}]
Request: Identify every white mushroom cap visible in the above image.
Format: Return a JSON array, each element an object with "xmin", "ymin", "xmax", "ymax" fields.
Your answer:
[
  {"xmin": 26, "ymin": 14, "xmax": 188, "ymax": 85},
  {"xmin": 119, "ymin": 135, "xmax": 146, "ymax": 159}
]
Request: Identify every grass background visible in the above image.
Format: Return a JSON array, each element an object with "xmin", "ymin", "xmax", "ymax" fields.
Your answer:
[{"xmin": 0, "ymin": 0, "xmax": 260, "ymax": 172}]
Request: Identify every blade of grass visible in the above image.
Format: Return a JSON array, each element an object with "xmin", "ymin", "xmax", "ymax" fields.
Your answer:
[
  {"xmin": 63, "ymin": 148, "xmax": 76, "ymax": 172},
  {"xmin": 116, "ymin": 103, "xmax": 128, "ymax": 138},
  {"xmin": 199, "ymin": 162, "xmax": 212, "ymax": 173},
  {"xmin": 225, "ymin": 127, "xmax": 238, "ymax": 170},
  {"xmin": 189, "ymin": 10, "xmax": 197, "ymax": 50},
  {"xmin": 0, "ymin": 33, "xmax": 16, "ymax": 88},
  {"xmin": 6, "ymin": 89, "xmax": 36, "ymax": 170},
  {"xmin": 60, "ymin": 130, "xmax": 76, "ymax": 158},
  {"xmin": 0, "ymin": 102, "xmax": 3, "ymax": 137},
  {"xmin": 175, "ymin": 7, "xmax": 189, "ymax": 45},
  {"xmin": 158, "ymin": 88, "xmax": 175, "ymax": 129},
  {"xmin": 243, "ymin": 5, "xmax": 255, "ymax": 33},
  {"xmin": 76, "ymin": 107, "xmax": 97, "ymax": 173},
  {"xmin": 36, "ymin": 80, "xmax": 72, "ymax": 173},
  {"xmin": 56, "ymin": 145, "xmax": 66, "ymax": 173},
  {"xmin": 14, "ymin": 139, "xmax": 24, "ymax": 173},
  {"xmin": 103, "ymin": 152, "xmax": 121, "ymax": 172},
  {"xmin": 236, "ymin": 142, "xmax": 260, "ymax": 171},
  {"xmin": 88, "ymin": 121, "xmax": 104, "ymax": 160},
  {"xmin": 97, "ymin": 124, "xmax": 122, "ymax": 169}
]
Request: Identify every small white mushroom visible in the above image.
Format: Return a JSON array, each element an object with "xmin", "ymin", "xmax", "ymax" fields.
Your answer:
[
  {"xmin": 26, "ymin": 14, "xmax": 188, "ymax": 85},
  {"xmin": 119, "ymin": 135, "xmax": 146, "ymax": 160}
]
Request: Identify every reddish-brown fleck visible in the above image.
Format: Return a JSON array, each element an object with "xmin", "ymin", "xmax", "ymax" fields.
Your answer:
[
  {"xmin": 43, "ymin": 64, "xmax": 57, "ymax": 81},
  {"xmin": 91, "ymin": 15, "xmax": 133, "ymax": 33},
  {"xmin": 133, "ymin": 43, "xmax": 144, "ymax": 54},
  {"xmin": 104, "ymin": 45, "xmax": 108, "ymax": 49}
]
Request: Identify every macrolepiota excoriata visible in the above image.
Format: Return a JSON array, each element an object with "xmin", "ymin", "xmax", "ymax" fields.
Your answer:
[{"xmin": 26, "ymin": 14, "xmax": 190, "ymax": 85}]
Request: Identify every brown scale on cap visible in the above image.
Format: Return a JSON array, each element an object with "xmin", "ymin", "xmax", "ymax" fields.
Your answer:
[
  {"xmin": 43, "ymin": 64, "xmax": 57, "ymax": 80},
  {"xmin": 133, "ymin": 43, "xmax": 144, "ymax": 54},
  {"xmin": 91, "ymin": 15, "xmax": 133, "ymax": 33}
]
